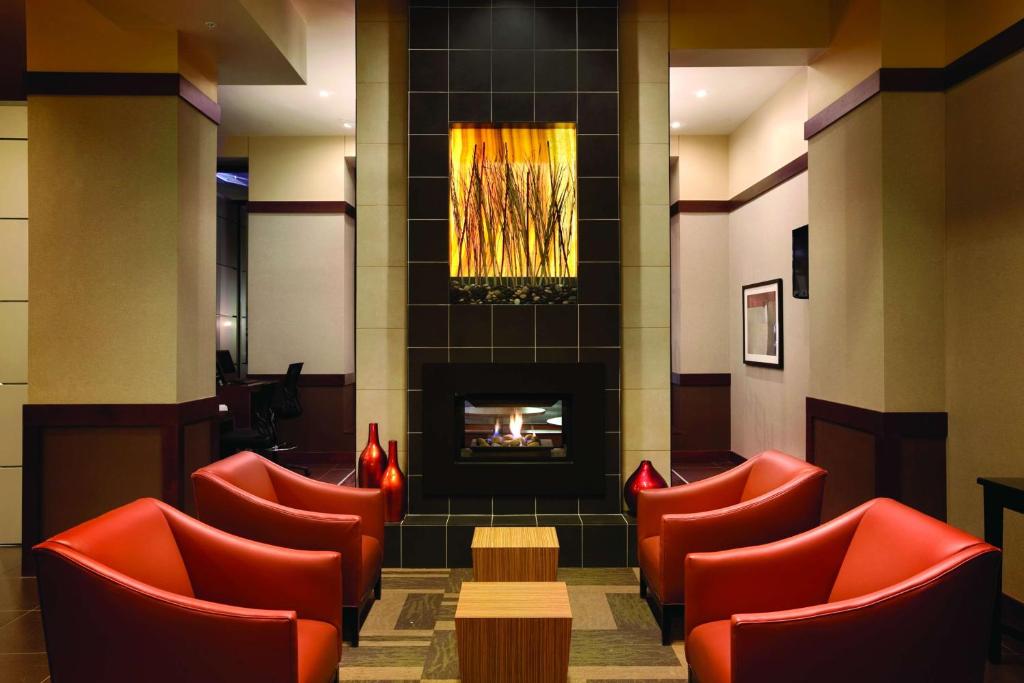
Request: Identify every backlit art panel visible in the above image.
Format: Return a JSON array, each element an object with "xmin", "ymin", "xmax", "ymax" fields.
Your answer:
[{"xmin": 449, "ymin": 123, "xmax": 577, "ymax": 304}]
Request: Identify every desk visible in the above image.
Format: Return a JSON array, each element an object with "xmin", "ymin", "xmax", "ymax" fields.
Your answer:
[
  {"xmin": 216, "ymin": 380, "xmax": 274, "ymax": 429},
  {"xmin": 977, "ymin": 477, "xmax": 1024, "ymax": 663}
]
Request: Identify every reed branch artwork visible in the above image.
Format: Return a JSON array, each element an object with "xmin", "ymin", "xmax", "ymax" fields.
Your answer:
[{"xmin": 449, "ymin": 124, "xmax": 577, "ymax": 304}]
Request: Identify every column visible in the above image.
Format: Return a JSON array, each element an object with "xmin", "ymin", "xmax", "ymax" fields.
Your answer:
[
  {"xmin": 355, "ymin": 1, "xmax": 409, "ymax": 467},
  {"xmin": 620, "ymin": 1, "xmax": 672, "ymax": 485}
]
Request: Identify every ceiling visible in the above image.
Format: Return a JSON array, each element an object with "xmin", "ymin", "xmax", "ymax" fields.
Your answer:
[
  {"xmin": 670, "ymin": 66, "xmax": 803, "ymax": 135},
  {"xmin": 218, "ymin": 0, "xmax": 355, "ymax": 137}
]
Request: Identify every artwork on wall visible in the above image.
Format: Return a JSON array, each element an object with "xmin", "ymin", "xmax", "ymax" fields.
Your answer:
[
  {"xmin": 792, "ymin": 224, "xmax": 809, "ymax": 299},
  {"xmin": 448, "ymin": 123, "xmax": 577, "ymax": 305},
  {"xmin": 742, "ymin": 278, "xmax": 784, "ymax": 369}
]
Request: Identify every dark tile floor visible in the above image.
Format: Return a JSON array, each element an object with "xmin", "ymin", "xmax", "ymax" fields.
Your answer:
[{"xmin": 2, "ymin": 456, "xmax": 1022, "ymax": 682}]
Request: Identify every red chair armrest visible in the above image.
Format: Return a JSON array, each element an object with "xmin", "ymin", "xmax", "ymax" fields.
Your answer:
[
  {"xmin": 683, "ymin": 503, "xmax": 863, "ymax": 635},
  {"xmin": 636, "ymin": 462, "xmax": 751, "ymax": 539},
  {"xmin": 164, "ymin": 506, "xmax": 342, "ymax": 631},
  {"xmin": 34, "ymin": 544, "xmax": 304, "ymax": 683},
  {"xmin": 727, "ymin": 546, "xmax": 1000, "ymax": 683},
  {"xmin": 268, "ymin": 465, "xmax": 385, "ymax": 544}
]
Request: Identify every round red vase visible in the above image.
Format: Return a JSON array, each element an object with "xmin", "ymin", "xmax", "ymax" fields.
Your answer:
[
  {"xmin": 357, "ymin": 423, "xmax": 388, "ymax": 488},
  {"xmin": 380, "ymin": 440, "xmax": 406, "ymax": 523},
  {"xmin": 623, "ymin": 459, "xmax": 667, "ymax": 516}
]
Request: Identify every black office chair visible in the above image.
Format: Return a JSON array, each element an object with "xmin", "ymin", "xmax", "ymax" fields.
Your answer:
[
  {"xmin": 219, "ymin": 383, "xmax": 277, "ymax": 458},
  {"xmin": 273, "ymin": 362, "xmax": 304, "ymax": 422}
]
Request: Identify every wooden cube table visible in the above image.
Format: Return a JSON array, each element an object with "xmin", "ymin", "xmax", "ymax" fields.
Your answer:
[
  {"xmin": 456, "ymin": 581, "xmax": 572, "ymax": 683},
  {"xmin": 472, "ymin": 526, "xmax": 559, "ymax": 581}
]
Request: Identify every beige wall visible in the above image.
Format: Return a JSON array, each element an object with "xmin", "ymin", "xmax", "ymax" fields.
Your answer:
[
  {"xmin": 0, "ymin": 103, "xmax": 27, "ymax": 543},
  {"xmin": 728, "ymin": 71, "xmax": 808, "ymax": 196},
  {"xmin": 248, "ymin": 214, "xmax": 355, "ymax": 374},
  {"xmin": 808, "ymin": 0, "xmax": 881, "ymax": 115},
  {"xmin": 945, "ymin": 49, "xmax": 1024, "ymax": 601},
  {"xmin": 671, "ymin": 135, "xmax": 729, "ymax": 200},
  {"xmin": 249, "ymin": 135, "xmax": 354, "ymax": 202},
  {"xmin": 246, "ymin": 135, "xmax": 356, "ymax": 375},
  {"xmin": 621, "ymin": 2, "xmax": 671, "ymax": 484},
  {"xmin": 355, "ymin": 0, "xmax": 408, "ymax": 467},
  {"xmin": 672, "ymin": 212, "xmax": 730, "ymax": 374},
  {"xmin": 807, "ymin": 96, "xmax": 886, "ymax": 411},
  {"xmin": 29, "ymin": 96, "xmax": 185, "ymax": 404},
  {"xmin": 729, "ymin": 174, "xmax": 810, "ymax": 458}
]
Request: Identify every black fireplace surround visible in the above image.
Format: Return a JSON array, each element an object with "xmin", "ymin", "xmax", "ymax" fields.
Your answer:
[{"xmin": 422, "ymin": 363, "xmax": 605, "ymax": 497}]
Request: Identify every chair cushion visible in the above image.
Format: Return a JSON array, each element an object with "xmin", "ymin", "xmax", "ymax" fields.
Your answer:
[
  {"xmin": 638, "ymin": 535, "xmax": 664, "ymax": 600},
  {"xmin": 685, "ymin": 620, "xmax": 731, "ymax": 683},
  {"xmin": 360, "ymin": 535, "xmax": 383, "ymax": 599},
  {"xmin": 297, "ymin": 619, "xmax": 339, "ymax": 683}
]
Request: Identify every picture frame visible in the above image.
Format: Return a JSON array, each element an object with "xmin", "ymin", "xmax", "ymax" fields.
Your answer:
[{"xmin": 742, "ymin": 278, "xmax": 784, "ymax": 369}]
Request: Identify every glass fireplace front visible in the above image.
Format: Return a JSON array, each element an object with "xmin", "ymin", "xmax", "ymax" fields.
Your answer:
[{"xmin": 459, "ymin": 396, "xmax": 568, "ymax": 462}]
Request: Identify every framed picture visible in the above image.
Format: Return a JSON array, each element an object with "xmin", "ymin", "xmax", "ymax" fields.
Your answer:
[{"xmin": 742, "ymin": 279, "xmax": 784, "ymax": 369}]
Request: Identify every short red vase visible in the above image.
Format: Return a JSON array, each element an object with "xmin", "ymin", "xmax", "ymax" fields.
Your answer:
[
  {"xmin": 380, "ymin": 440, "xmax": 406, "ymax": 523},
  {"xmin": 623, "ymin": 459, "xmax": 668, "ymax": 516},
  {"xmin": 357, "ymin": 423, "xmax": 388, "ymax": 488}
]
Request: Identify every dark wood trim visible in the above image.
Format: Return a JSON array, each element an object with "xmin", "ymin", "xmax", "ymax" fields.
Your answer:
[
  {"xmin": 21, "ymin": 397, "xmax": 221, "ymax": 570},
  {"xmin": 671, "ymin": 372, "xmax": 731, "ymax": 387},
  {"xmin": 731, "ymin": 153, "xmax": 809, "ymax": 206},
  {"xmin": 804, "ymin": 71, "xmax": 881, "ymax": 140},
  {"xmin": 672, "ymin": 200, "xmax": 734, "ymax": 215},
  {"xmin": 0, "ymin": 0, "xmax": 25, "ymax": 101},
  {"xmin": 23, "ymin": 72, "xmax": 220, "ymax": 125},
  {"xmin": 248, "ymin": 201, "xmax": 356, "ymax": 218},
  {"xmin": 805, "ymin": 19, "xmax": 1024, "ymax": 139},
  {"xmin": 947, "ymin": 17, "xmax": 1024, "ymax": 89},
  {"xmin": 806, "ymin": 396, "xmax": 947, "ymax": 516},
  {"xmin": 177, "ymin": 76, "xmax": 221, "ymax": 125},
  {"xmin": 246, "ymin": 373, "xmax": 355, "ymax": 387},
  {"xmin": 670, "ymin": 154, "xmax": 808, "ymax": 216}
]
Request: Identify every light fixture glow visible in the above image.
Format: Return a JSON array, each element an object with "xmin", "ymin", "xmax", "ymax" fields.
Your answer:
[
  {"xmin": 671, "ymin": 121, "xmax": 681, "ymax": 129},
  {"xmin": 221, "ymin": 319, "xmax": 234, "ymax": 327},
  {"xmin": 319, "ymin": 89, "xmax": 331, "ymax": 98},
  {"xmin": 343, "ymin": 122, "xmax": 353, "ymax": 129},
  {"xmin": 695, "ymin": 89, "xmax": 708, "ymax": 98}
]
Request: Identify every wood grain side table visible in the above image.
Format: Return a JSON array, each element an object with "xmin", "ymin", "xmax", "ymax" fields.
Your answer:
[
  {"xmin": 472, "ymin": 526, "xmax": 559, "ymax": 581},
  {"xmin": 455, "ymin": 581, "xmax": 572, "ymax": 683}
]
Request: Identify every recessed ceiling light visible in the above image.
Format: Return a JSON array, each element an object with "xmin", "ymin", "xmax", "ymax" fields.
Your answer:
[
  {"xmin": 343, "ymin": 122, "xmax": 353, "ymax": 129},
  {"xmin": 319, "ymin": 90, "xmax": 331, "ymax": 98},
  {"xmin": 695, "ymin": 89, "xmax": 708, "ymax": 98},
  {"xmin": 671, "ymin": 121, "xmax": 681, "ymax": 129}
]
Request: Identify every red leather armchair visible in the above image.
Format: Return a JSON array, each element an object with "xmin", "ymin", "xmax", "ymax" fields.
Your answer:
[
  {"xmin": 637, "ymin": 450, "xmax": 826, "ymax": 643},
  {"xmin": 684, "ymin": 498, "xmax": 1000, "ymax": 683},
  {"xmin": 34, "ymin": 498, "xmax": 341, "ymax": 683},
  {"xmin": 192, "ymin": 451, "xmax": 384, "ymax": 646}
]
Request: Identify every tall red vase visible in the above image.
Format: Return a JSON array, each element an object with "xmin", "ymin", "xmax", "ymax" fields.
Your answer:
[
  {"xmin": 357, "ymin": 423, "xmax": 387, "ymax": 488},
  {"xmin": 380, "ymin": 440, "xmax": 406, "ymax": 523},
  {"xmin": 623, "ymin": 459, "xmax": 668, "ymax": 516}
]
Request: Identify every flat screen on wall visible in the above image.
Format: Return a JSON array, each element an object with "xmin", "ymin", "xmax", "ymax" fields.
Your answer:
[{"xmin": 793, "ymin": 225, "xmax": 809, "ymax": 299}]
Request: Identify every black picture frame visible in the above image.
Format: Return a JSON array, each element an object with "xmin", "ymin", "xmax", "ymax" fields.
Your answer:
[{"xmin": 742, "ymin": 278, "xmax": 784, "ymax": 369}]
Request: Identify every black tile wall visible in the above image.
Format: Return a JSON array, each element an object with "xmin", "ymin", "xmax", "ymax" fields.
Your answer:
[{"xmin": 407, "ymin": 1, "xmax": 622, "ymax": 521}]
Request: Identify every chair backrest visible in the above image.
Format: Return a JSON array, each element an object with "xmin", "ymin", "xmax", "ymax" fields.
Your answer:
[
  {"xmin": 828, "ymin": 498, "xmax": 987, "ymax": 603},
  {"xmin": 274, "ymin": 362, "xmax": 304, "ymax": 419},
  {"xmin": 195, "ymin": 451, "xmax": 279, "ymax": 503},
  {"xmin": 38, "ymin": 498, "xmax": 194, "ymax": 597},
  {"xmin": 740, "ymin": 450, "xmax": 821, "ymax": 502},
  {"xmin": 251, "ymin": 382, "xmax": 279, "ymax": 440}
]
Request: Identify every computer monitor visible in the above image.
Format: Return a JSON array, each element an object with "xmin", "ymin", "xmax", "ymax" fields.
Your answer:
[{"xmin": 216, "ymin": 350, "xmax": 237, "ymax": 379}]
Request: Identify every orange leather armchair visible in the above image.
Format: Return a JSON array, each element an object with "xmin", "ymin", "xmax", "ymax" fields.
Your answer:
[
  {"xmin": 637, "ymin": 450, "xmax": 826, "ymax": 643},
  {"xmin": 34, "ymin": 498, "xmax": 342, "ymax": 683},
  {"xmin": 684, "ymin": 498, "xmax": 1000, "ymax": 683},
  {"xmin": 192, "ymin": 451, "xmax": 384, "ymax": 646}
]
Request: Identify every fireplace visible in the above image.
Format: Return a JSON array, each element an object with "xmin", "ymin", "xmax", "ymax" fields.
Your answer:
[
  {"xmin": 422, "ymin": 363, "xmax": 605, "ymax": 497},
  {"xmin": 460, "ymin": 396, "xmax": 567, "ymax": 462}
]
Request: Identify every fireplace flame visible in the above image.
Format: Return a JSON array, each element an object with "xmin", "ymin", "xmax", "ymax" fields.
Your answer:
[
  {"xmin": 493, "ymin": 419, "xmax": 501, "ymax": 439},
  {"xmin": 509, "ymin": 408, "xmax": 523, "ymax": 440}
]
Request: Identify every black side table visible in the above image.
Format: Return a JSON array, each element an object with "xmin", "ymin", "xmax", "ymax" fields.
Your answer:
[{"xmin": 978, "ymin": 477, "xmax": 1024, "ymax": 663}]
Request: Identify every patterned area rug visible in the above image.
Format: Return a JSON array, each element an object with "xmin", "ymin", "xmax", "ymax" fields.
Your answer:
[{"xmin": 340, "ymin": 567, "xmax": 689, "ymax": 682}]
